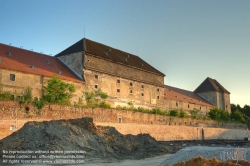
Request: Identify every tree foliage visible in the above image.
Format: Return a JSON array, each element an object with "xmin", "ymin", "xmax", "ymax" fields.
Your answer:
[
  {"xmin": 0, "ymin": 84, "xmax": 13, "ymax": 101},
  {"xmin": 42, "ymin": 77, "xmax": 76, "ymax": 105},
  {"xmin": 190, "ymin": 109, "xmax": 200, "ymax": 119},
  {"xmin": 208, "ymin": 108, "xmax": 230, "ymax": 122},
  {"xmin": 84, "ymin": 89, "xmax": 109, "ymax": 108},
  {"xmin": 169, "ymin": 110, "xmax": 179, "ymax": 117}
]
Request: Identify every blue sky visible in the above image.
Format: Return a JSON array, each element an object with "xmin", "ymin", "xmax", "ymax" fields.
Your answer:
[{"xmin": 1, "ymin": 0, "xmax": 249, "ymax": 106}]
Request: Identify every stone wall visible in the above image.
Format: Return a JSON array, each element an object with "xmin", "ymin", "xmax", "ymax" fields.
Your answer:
[{"xmin": 0, "ymin": 102, "xmax": 246, "ymax": 140}]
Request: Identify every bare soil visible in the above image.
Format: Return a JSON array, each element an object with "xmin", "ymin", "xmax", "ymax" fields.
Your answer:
[{"xmin": 0, "ymin": 117, "xmax": 169, "ymax": 164}]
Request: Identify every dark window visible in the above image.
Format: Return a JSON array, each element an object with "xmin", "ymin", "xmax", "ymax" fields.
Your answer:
[
  {"xmin": 141, "ymin": 93, "xmax": 144, "ymax": 96},
  {"xmin": 226, "ymin": 105, "xmax": 227, "ymax": 108},
  {"xmin": 188, "ymin": 104, "xmax": 190, "ymax": 108},
  {"xmin": 117, "ymin": 89, "xmax": 120, "ymax": 93},
  {"xmin": 130, "ymin": 90, "xmax": 133, "ymax": 94},
  {"xmin": 94, "ymin": 75, "xmax": 98, "ymax": 79},
  {"xmin": 94, "ymin": 85, "xmax": 98, "ymax": 89},
  {"xmin": 118, "ymin": 117, "xmax": 122, "ymax": 123},
  {"xmin": 176, "ymin": 102, "xmax": 178, "ymax": 107},
  {"xmin": 141, "ymin": 85, "xmax": 144, "ymax": 89},
  {"xmin": 18, "ymin": 96, "xmax": 22, "ymax": 101},
  {"xmin": 117, "ymin": 79, "xmax": 120, "ymax": 83},
  {"xmin": 40, "ymin": 76, "xmax": 44, "ymax": 84},
  {"xmin": 10, "ymin": 74, "xmax": 15, "ymax": 81},
  {"xmin": 157, "ymin": 88, "xmax": 160, "ymax": 92},
  {"xmin": 200, "ymin": 106, "xmax": 202, "ymax": 110},
  {"xmin": 130, "ymin": 82, "xmax": 133, "ymax": 86},
  {"xmin": 157, "ymin": 96, "xmax": 160, "ymax": 99}
]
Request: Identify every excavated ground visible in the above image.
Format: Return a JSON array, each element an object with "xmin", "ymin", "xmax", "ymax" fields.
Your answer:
[
  {"xmin": 1, "ymin": 117, "xmax": 250, "ymax": 166},
  {"xmin": 0, "ymin": 117, "xmax": 168, "ymax": 164}
]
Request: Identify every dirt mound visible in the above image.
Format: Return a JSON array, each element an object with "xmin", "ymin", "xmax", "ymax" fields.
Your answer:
[
  {"xmin": 0, "ymin": 117, "xmax": 167, "ymax": 162},
  {"xmin": 165, "ymin": 156, "xmax": 250, "ymax": 166}
]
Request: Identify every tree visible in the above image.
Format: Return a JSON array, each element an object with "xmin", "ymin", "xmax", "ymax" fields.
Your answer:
[
  {"xmin": 42, "ymin": 77, "xmax": 76, "ymax": 105},
  {"xmin": 208, "ymin": 108, "xmax": 221, "ymax": 121},
  {"xmin": 0, "ymin": 84, "xmax": 13, "ymax": 101},
  {"xmin": 179, "ymin": 110, "xmax": 188, "ymax": 118},
  {"xmin": 33, "ymin": 97, "xmax": 45, "ymax": 115},
  {"xmin": 231, "ymin": 110, "xmax": 246, "ymax": 123},
  {"xmin": 19, "ymin": 86, "xmax": 33, "ymax": 105},
  {"xmin": 169, "ymin": 110, "xmax": 179, "ymax": 117},
  {"xmin": 84, "ymin": 89, "xmax": 109, "ymax": 108},
  {"xmin": 190, "ymin": 109, "xmax": 200, "ymax": 119}
]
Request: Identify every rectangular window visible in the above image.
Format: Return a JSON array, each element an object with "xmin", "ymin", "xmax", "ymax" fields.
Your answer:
[
  {"xmin": 10, "ymin": 74, "xmax": 15, "ymax": 81},
  {"xmin": 157, "ymin": 88, "xmax": 160, "ymax": 92},
  {"xmin": 130, "ymin": 82, "xmax": 133, "ymax": 86},
  {"xmin": 141, "ymin": 85, "xmax": 144, "ymax": 89},
  {"xmin": 157, "ymin": 96, "xmax": 160, "ymax": 99},
  {"xmin": 18, "ymin": 96, "xmax": 22, "ymax": 101},
  {"xmin": 130, "ymin": 90, "xmax": 133, "ymax": 94},
  {"xmin": 94, "ymin": 85, "xmax": 98, "ymax": 89},
  {"xmin": 40, "ymin": 76, "xmax": 44, "ymax": 84},
  {"xmin": 117, "ymin": 79, "xmax": 120, "ymax": 83},
  {"xmin": 117, "ymin": 89, "xmax": 120, "ymax": 93},
  {"xmin": 141, "ymin": 93, "xmax": 144, "ymax": 96},
  {"xmin": 94, "ymin": 75, "xmax": 98, "ymax": 79}
]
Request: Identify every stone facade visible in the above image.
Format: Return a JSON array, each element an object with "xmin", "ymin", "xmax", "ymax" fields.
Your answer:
[
  {"xmin": 0, "ymin": 40, "xmax": 231, "ymax": 112},
  {"xmin": 56, "ymin": 38, "xmax": 165, "ymax": 109},
  {"xmin": 194, "ymin": 77, "xmax": 231, "ymax": 112}
]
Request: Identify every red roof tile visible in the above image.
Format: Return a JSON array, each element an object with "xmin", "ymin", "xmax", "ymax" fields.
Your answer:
[
  {"xmin": 164, "ymin": 85, "xmax": 214, "ymax": 107},
  {"xmin": 0, "ymin": 43, "xmax": 82, "ymax": 83}
]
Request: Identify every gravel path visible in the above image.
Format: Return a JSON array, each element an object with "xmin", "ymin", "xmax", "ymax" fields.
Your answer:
[{"xmin": 159, "ymin": 146, "xmax": 250, "ymax": 166}]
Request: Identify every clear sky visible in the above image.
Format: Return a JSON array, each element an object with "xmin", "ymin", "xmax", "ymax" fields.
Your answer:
[{"xmin": 1, "ymin": 0, "xmax": 249, "ymax": 106}]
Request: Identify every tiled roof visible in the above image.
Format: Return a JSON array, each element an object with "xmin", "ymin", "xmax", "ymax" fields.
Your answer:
[
  {"xmin": 0, "ymin": 43, "xmax": 82, "ymax": 83},
  {"xmin": 194, "ymin": 77, "xmax": 230, "ymax": 94},
  {"xmin": 56, "ymin": 38, "xmax": 165, "ymax": 76},
  {"xmin": 164, "ymin": 85, "xmax": 214, "ymax": 107}
]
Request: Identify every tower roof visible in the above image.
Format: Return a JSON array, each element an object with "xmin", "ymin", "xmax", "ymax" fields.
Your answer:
[{"xmin": 194, "ymin": 77, "xmax": 230, "ymax": 94}]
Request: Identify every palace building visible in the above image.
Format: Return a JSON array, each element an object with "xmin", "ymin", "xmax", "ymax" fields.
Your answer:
[{"xmin": 0, "ymin": 38, "xmax": 230, "ymax": 113}]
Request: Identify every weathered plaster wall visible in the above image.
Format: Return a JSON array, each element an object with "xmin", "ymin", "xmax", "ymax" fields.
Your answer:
[
  {"xmin": 84, "ymin": 54, "xmax": 164, "ymax": 86},
  {"xmin": 57, "ymin": 52, "xmax": 83, "ymax": 78},
  {"xmin": 0, "ymin": 69, "xmax": 85, "ymax": 104},
  {"xmin": 0, "ymin": 102, "xmax": 246, "ymax": 140},
  {"xmin": 163, "ymin": 100, "xmax": 212, "ymax": 115},
  {"xmin": 83, "ymin": 69, "xmax": 164, "ymax": 108}
]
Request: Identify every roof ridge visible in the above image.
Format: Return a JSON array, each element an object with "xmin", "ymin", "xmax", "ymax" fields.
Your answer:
[{"xmin": 0, "ymin": 43, "xmax": 52, "ymax": 57}]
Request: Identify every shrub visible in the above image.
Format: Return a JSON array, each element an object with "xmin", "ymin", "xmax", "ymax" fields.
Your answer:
[{"xmin": 169, "ymin": 110, "xmax": 179, "ymax": 116}]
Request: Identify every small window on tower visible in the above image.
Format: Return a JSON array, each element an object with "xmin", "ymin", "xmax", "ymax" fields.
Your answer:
[
  {"xmin": 130, "ymin": 90, "xmax": 133, "ymax": 94},
  {"xmin": 130, "ymin": 82, "xmax": 133, "ymax": 86},
  {"xmin": 157, "ymin": 96, "xmax": 160, "ymax": 99},
  {"xmin": 141, "ymin": 93, "xmax": 144, "ymax": 96},
  {"xmin": 94, "ymin": 85, "xmax": 98, "ymax": 89},
  {"xmin": 141, "ymin": 85, "xmax": 144, "ymax": 89},
  {"xmin": 117, "ymin": 79, "xmax": 120, "ymax": 83},
  {"xmin": 157, "ymin": 88, "xmax": 160, "ymax": 92},
  {"xmin": 94, "ymin": 75, "xmax": 98, "ymax": 79},
  {"xmin": 117, "ymin": 89, "xmax": 120, "ymax": 93}
]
